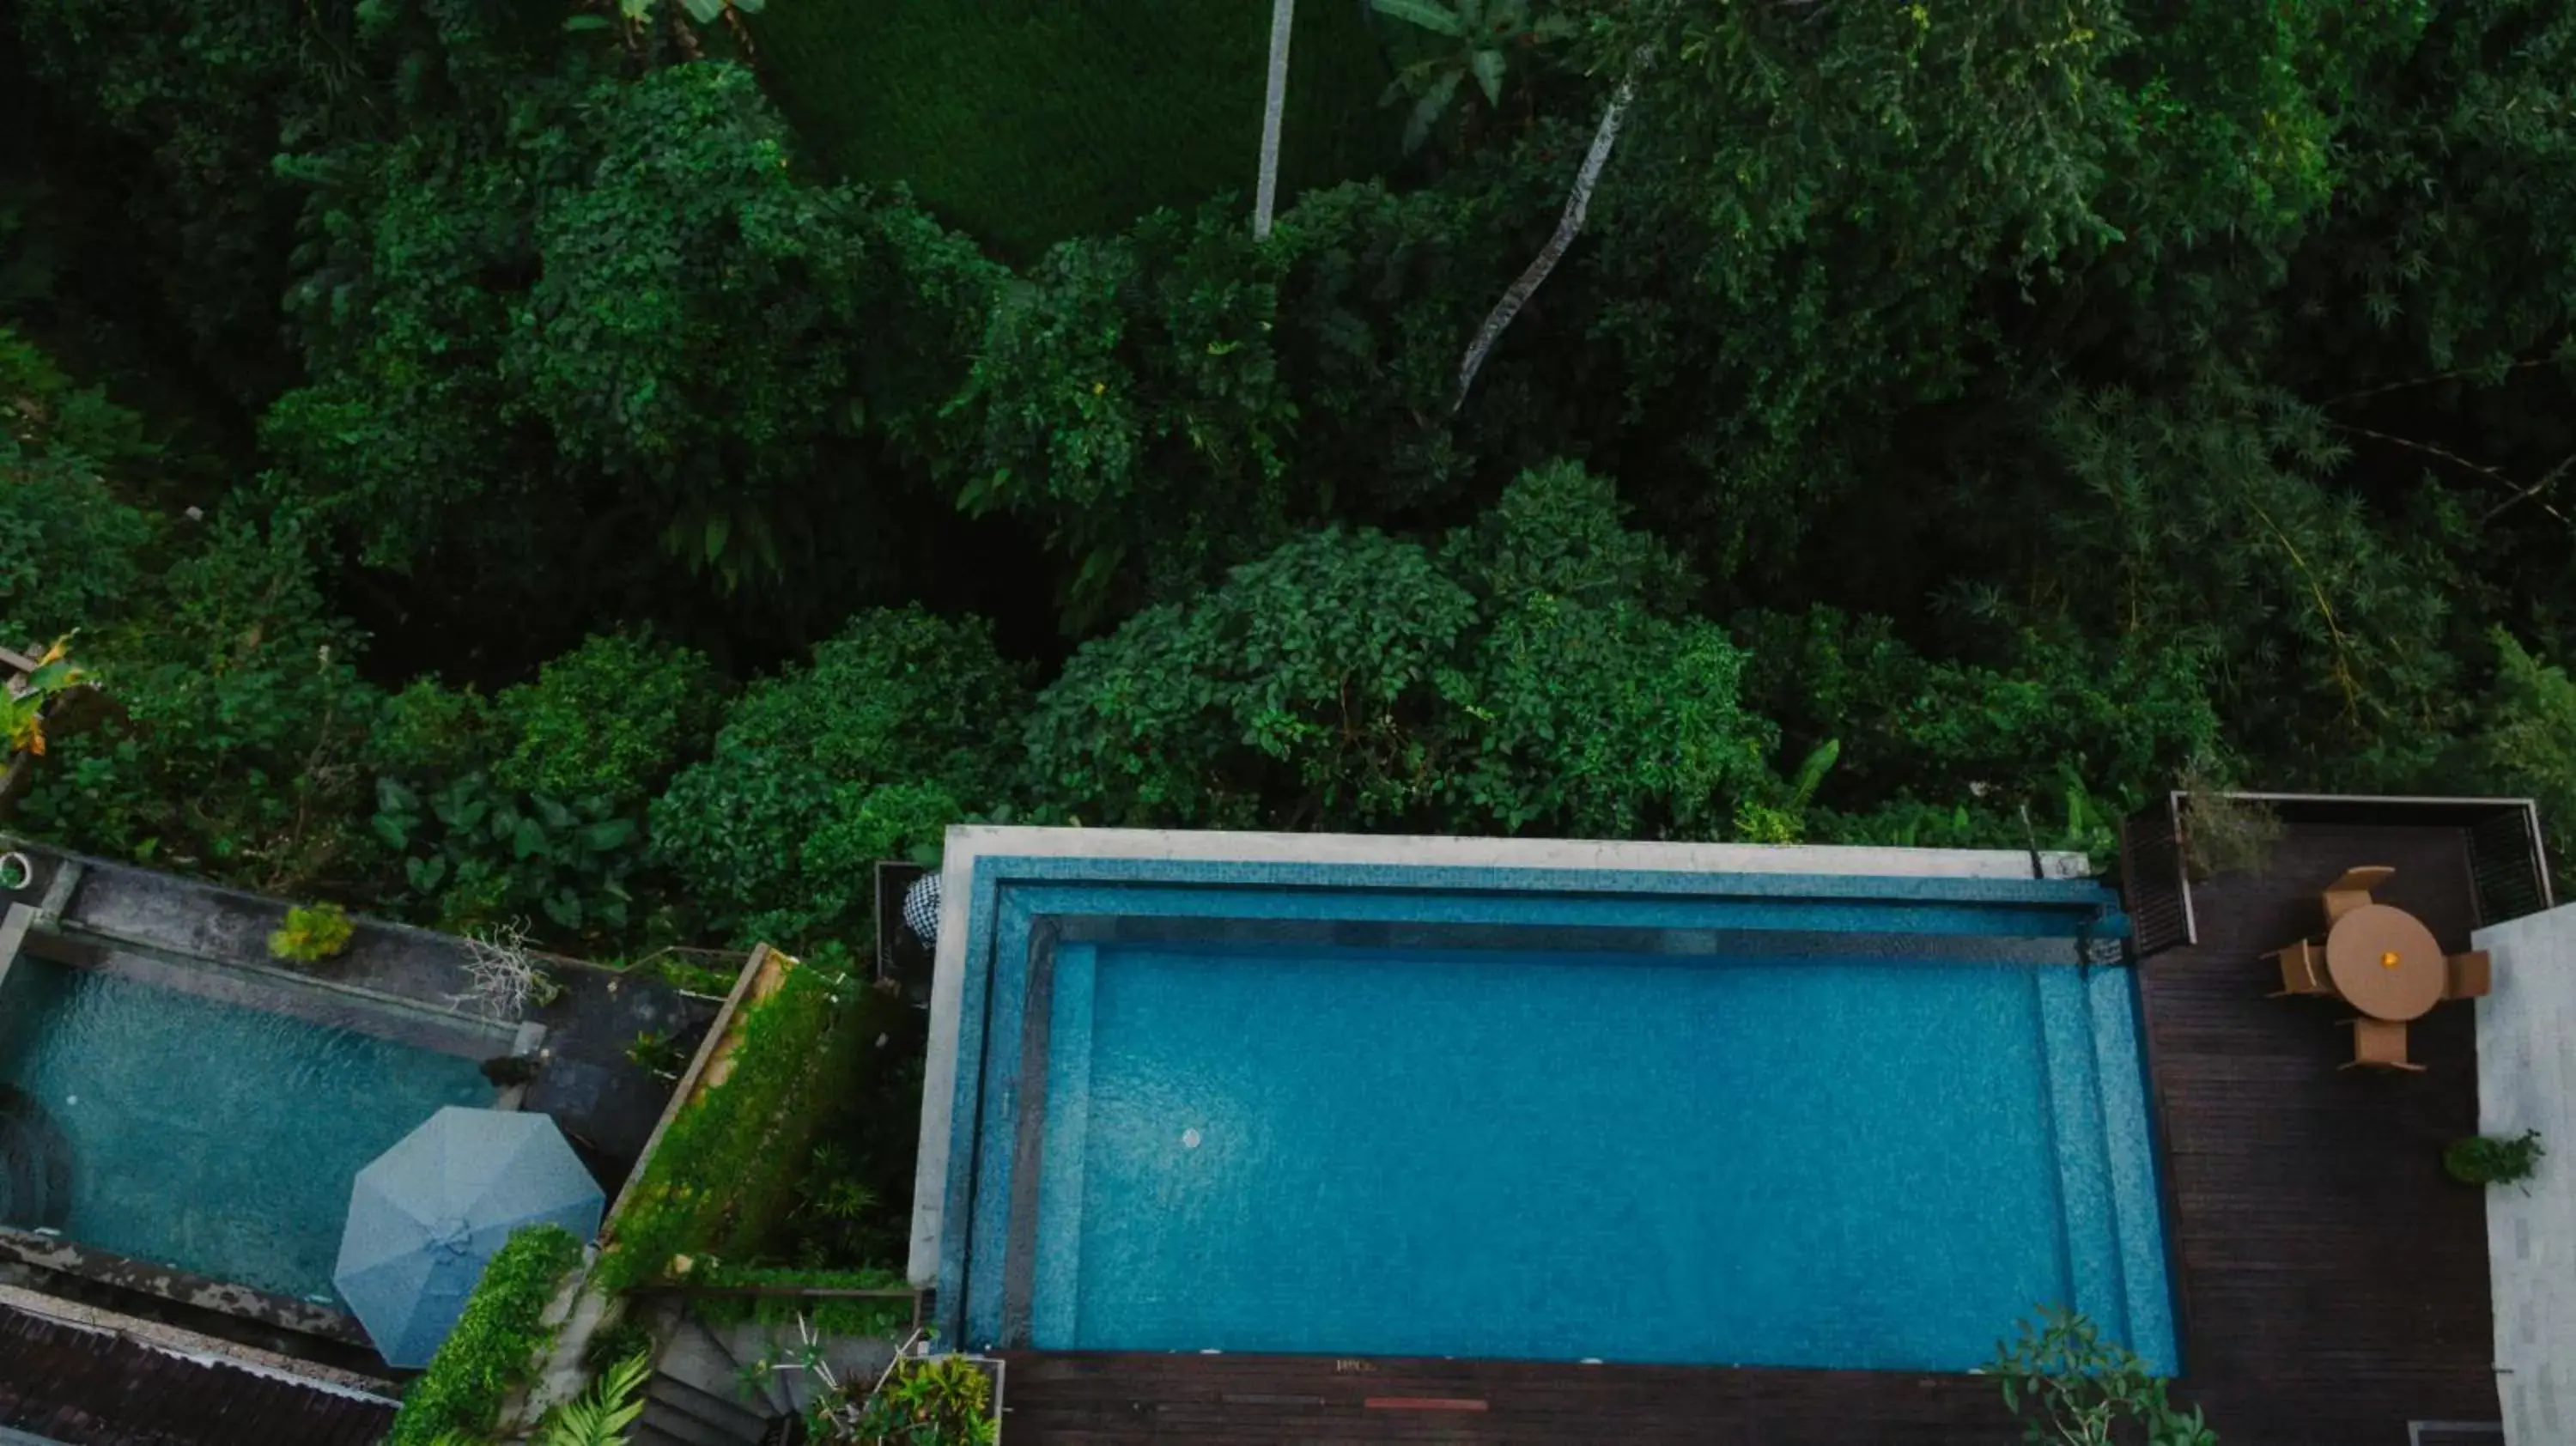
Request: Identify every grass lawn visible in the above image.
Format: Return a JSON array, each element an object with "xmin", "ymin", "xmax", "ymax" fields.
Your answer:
[{"xmin": 750, "ymin": 0, "xmax": 1402, "ymax": 258}]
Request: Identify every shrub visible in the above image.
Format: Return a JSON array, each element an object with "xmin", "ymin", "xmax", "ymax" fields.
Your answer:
[
  {"xmin": 649, "ymin": 608, "xmax": 1030, "ymax": 944},
  {"xmin": 372, "ymin": 774, "xmax": 644, "ymax": 939},
  {"xmin": 493, "ymin": 633, "xmax": 724, "ymax": 809},
  {"xmin": 1024, "ymin": 465, "xmax": 1777, "ymax": 838},
  {"xmin": 11, "ymin": 501, "xmax": 381, "ymax": 890},
  {"xmin": 691, "ymin": 1264, "xmax": 913, "ymax": 1340},
  {"xmin": 596, "ymin": 959, "xmax": 854, "ymax": 1291},
  {"xmin": 268, "ymin": 902, "xmax": 355, "ymax": 963},
  {"xmin": 829, "ymin": 1353, "xmax": 998, "ymax": 1446},
  {"xmin": 1989, "ymin": 1309, "xmax": 2215, "ymax": 1443},
  {"xmin": 1990, "ymin": 1307, "xmax": 2213, "ymax": 1446},
  {"xmin": 387, "ymin": 1224, "xmax": 586, "ymax": 1446},
  {"xmin": 0, "ymin": 327, "xmax": 155, "ymax": 643},
  {"xmin": 2445, "ymin": 1130, "xmax": 2545, "ymax": 1188}
]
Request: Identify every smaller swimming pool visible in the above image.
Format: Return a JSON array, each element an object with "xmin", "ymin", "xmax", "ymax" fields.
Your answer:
[{"xmin": 0, "ymin": 955, "xmax": 495, "ymax": 1302}]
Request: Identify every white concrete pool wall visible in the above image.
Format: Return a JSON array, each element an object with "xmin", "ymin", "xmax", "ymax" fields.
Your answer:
[{"xmin": 908, "ymin": 826, "xmax": 2094, "ymax": 1284}]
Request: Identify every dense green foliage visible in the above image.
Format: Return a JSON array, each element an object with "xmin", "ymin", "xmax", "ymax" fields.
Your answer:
[
  {"xmin": 388, "ymin": 1224, "xmax": 585, "ymax": 1446},
  {"xmin": 10, "ymin": 0, "xmax": 2576, "ymax": 944},
  {"xmin": 595, "ymin": 953, "xmax": 913, "ymax": 1289},
  {"xmin": 268, "ymin": 901, "xmax": 355, "ymax": 963},
  {"xmin": 750, "ymin": 0, "xmax": 1394, "ymax": 256},
  {"xmin": 2444, "ymin": 1128, "xmax": 2547, "ymax": 1188},
  {"xmin": 1990, "ymin": 1307, "xmax": 2215, "ymax": 1446}
]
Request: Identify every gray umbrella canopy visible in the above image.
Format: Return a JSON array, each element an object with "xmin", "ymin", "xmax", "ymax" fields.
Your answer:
[{"xmin": 333, "ymin": 1107, "xmax": 604, "ymax": 1368}]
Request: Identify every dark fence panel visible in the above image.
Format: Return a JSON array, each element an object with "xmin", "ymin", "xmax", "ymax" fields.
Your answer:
[{"xmin": 2117, "ymin": 800, "xmax": 2192, "ymax": 958}]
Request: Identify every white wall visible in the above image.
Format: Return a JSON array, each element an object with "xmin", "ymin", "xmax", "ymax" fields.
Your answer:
[{"xmin": 2473, "ymin": 903, "xmax": 2576, "ymax": 1444}]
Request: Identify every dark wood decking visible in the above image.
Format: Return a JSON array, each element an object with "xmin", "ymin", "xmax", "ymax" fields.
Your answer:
[
  {"xmin": 1002, "ymin": 821, "xmax": 2503, "ymax": 1444},
  {"xmin": 2136, "ymin": 821, "xmax": 2497, "ymax": 1443}
]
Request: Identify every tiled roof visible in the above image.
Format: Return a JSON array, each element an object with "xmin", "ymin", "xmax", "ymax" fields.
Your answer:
[{"xmin": 0, "ymin": 1305, "xmax": 394, "ymax": 1446}]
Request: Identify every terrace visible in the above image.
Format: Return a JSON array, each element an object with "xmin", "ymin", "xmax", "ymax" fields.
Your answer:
[
  {"xmin": 0, "ymin": 838, "xmax": 723, "ymax": 1434},
  {"xmin": 902, "ymin": 805, "xmax": 2555, "ymax": 1445}
]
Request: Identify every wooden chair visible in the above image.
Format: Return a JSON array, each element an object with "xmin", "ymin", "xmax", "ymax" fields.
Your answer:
[
  {"xmin": 2268, "ymin": 938, "xmax": 2332, "ymax": 998},
  {"xmin": 2340, "ymin": 1017, "xmax": 2427, "ymax": 1072},
  {"xmin": 2444, "ymin": 950, "xmax": 2493, "ymax": 1001},
  {"xmin": 2322, "ymin": 866, "xmax": 2397, "ymax": 924}
]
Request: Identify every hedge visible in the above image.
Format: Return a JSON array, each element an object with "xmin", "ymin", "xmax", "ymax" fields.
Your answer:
[
  {"xmin": 690, "ymin": 1263, "xmax": 914, "ymax": 1339},
  {"xmin": 387, "ymin": 1224, "xmax": 586, "ymax": 1445},
  {"xmin": 594, "ymin": 961, "xmax": 847, "ymax": 1290}
]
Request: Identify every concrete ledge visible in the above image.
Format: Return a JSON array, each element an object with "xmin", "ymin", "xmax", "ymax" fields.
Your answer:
[{"xmin": 2473, "ymin": 903, "xmax": 2576, "ymax": 1446}]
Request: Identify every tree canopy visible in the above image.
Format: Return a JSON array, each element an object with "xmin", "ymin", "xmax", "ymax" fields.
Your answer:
[{"xmin": 7, "ymin": 0, "xmax": 2576, "ymax": 953}]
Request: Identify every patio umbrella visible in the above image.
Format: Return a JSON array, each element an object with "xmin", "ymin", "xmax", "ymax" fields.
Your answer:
[{"xmin": 333, "ymin": 1106, "xmax": 605, "ymax": 1369}]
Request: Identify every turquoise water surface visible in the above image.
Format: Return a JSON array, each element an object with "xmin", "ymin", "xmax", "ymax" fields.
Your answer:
[
  {"xmin": 1029, "ymin": 940, "xmax": 2172, "ymax": 1371},
  {"xmin": 0, "ymin": 957, "xmax": 493, "ymax": 1302}
]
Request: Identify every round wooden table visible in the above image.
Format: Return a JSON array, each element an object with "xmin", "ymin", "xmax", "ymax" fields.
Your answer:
[{"xmin": 2324, "ymin": 902, "xmax": 2445, "ymax": 1021}]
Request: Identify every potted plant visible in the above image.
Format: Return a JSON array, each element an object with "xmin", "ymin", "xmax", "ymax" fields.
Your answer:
[
  {"xmin": 761, "ymin": 1323, "xmax": 1003, "ymax": 1445},
  {"xmin": 270, "ymin": 902, "xmax": 357, "ymax": 964},
  {"xmin": 2444, "ymin": 1129, "xmax": 2545, "ymax": 1188}
]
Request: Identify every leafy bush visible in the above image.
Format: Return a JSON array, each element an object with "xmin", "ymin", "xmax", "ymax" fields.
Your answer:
[
  {"xmin": 831, "ymin": 1353, "xmax": 998, "ymax": 1446},
  {"xmin": 1025, "ymin": 463, "xmax": 1776, "ymax": 837},
  {"xmin": 11, "ymin": 501, "xmax": 382, "ymax": 890},
  {"xmin": 372, "ymin": 774, "xmax": 644, "ymax": 937},
  {"xmin": 2475, "ymin": 633, "xmax": 2576, "ymax": 897},
  {"xmin": 1990, "ymin": 1307, "xmax": 2214, "ymax": 1446},
  {"xmin": 532, "ymin": 1351, "xmax": 650, "ymax": 1446},
  {"xmin": 649, "ymin": 608, "xmax": 1030, "ymax": 944},
  {"xmin": 597, "ymin": 959, "xmax": 855, "ymax": 1291},
  {"xmin": 690, "ymin": 1264, "xmax": 912, "ymax": 1340},
  {"xmin": 492, "ymin": 634, "xmax": 724, "ymax": 809},
  {"xmin": 0, "ymin": 328, "xmax": 155, "ymax": 642},
  {"xmin": 2445, "ymin": 1130, "xmax": 2545, "ymax": 1188},
  {"xmin": 387, "ymin": 1224, "xmax": 586, "ymax": 1446},
  {"xmin": 268, "ymin": 902, "xmax": 355, "ymax": 963}
]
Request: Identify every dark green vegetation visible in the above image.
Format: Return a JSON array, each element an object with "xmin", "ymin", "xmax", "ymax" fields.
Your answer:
[
  {"xmin": 2445, "ymin": 1128, "xmax": 2547, "ymax": 1187},
  {"xmin": 750, "ymin": 0, "xmax": 1397, "ymax": 256},
  {"xmin": 597, "ymin": 952, "xmax": 920, "ymax": 1307},
  {"xmin": 1990, "ymin": 1308, "xmax": 2214, "ymax": 1446},
  {"xmin": 9, "ymin": 0, "xmax": 2576, "ymax": 1301},
  {"xmin": 386, "ymin": 1224, "xmax": 585, "ymax": 1446}
]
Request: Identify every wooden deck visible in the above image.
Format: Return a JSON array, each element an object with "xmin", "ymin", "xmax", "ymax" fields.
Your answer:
[{"xmin": 1000, "ymin": 819, "xmax": 2504, "ymax": 1444}]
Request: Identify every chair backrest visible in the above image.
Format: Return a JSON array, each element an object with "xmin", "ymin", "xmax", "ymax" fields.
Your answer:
[
  {"xmin": 2445, "ymin": 951, "xmax": 2493, "ymax": 1000},
  {"xmin": 2352, "ymin": 1018, "xmax": 2414, "ymax": 1069},
  {"xmin": 2327, "ymin": 866, "xmax": 2398, "ymax": 896},
  {"xmin": 2323, "ymin": 865, "xmax": 2398, "ymax": 924},
  {"xmin": 2276, "ymin": 939, "xmax": 2329, "ymax": 994}
]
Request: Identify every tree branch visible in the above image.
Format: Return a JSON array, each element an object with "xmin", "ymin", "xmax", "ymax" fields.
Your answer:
[{"xmin": 1451, "ymin": 51, "xmax": 1648, "ymax": 415}]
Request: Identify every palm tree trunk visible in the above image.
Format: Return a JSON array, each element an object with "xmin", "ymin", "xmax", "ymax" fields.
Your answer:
[
  {"xmin": 1254, "ymin": 0, "xmax": 1297, "ymax": 238},
  {"xmin": 1451, "ymin": 52, "xmax": 1645, "ymax": 412}
]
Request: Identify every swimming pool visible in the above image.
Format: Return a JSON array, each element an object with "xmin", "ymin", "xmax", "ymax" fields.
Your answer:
[
  {"xmin": 0, "ymin": 955, "xmax": 496, "ymax": 1303},
  {"xmin": 922, "ymin": 832, "xmax": 2178, "ymax": 1376}
]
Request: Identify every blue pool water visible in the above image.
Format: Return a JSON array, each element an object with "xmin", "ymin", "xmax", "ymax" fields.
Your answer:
[
  {"xmin": 0, "ymin": 957, "xmax": 494, "ymax": 1301},
  {"xmin": 1024, "ymin": 939, "xmax": 2172, "ymax": 1372}
]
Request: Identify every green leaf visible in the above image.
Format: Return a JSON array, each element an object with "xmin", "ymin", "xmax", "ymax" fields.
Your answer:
[
  {"xmin": 1469, "ymin": 47, "xmax": 1507, "ymax": 106},
  {"xmin": 376, "ymin": 776, "xmax": 420, "ymax": 817},
  {"xmin": 562, "ymin": 14, "xmax": 612, "ymax": 30},
  {"xmin": 513, "ymin": 817, "xmax": 549, "ymax": 860},
  {"xmin": 702, "ymin": 513, "xmax": 731, "ymax": 563},
  {"xmin": 544, "ymin": 889, "xmax": 582, "ymax": 930},
  {"xmin": 533, "ymin": 794, "xmax": 577, "ymax": 832},
  {"xmin": 679, "ymin": 0, "xmax": 724, "ymax": 21},
  {"xmin": 407, "ymin": 855, "xmax": 448, "ymax": 894},
  {"xmin": 1370, "ymin": 0, "xmax": 1464, "ymax": 36},
  {"xmin": 580, "ymin": 817, "xmax": 638, "ymax": 853},
  {"xmin": 372, "ymin": 814, "xmax": 410, "ymax": 851}
]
